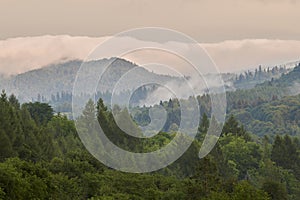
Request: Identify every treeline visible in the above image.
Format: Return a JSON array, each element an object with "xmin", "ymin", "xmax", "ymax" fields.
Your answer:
[
  {"xmin": 35, "ymin": 85, "xmax": 159, "ymax": 113},
  {"xmin": 0, "ymin": 90, "xmax": 300, "ymax": 199},
  {"xmin": 233, "ymin": 65, "xmax": 290, "ymax": 89},
  {"xmin": 133, "ymin": 93, "xmax": 300, "ymax": 138}
]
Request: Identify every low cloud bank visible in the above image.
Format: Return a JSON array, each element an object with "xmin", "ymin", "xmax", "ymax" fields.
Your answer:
[{"xmin": 0, "ymin": 35, "xmax": 300, "ymax": 75}]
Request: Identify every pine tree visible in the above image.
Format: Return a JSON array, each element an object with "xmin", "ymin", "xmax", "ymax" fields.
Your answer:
[
  {"xmin": 0, "ymin": 129, "xmax": 15, "ymax": 161},
  {"xmin": 192, "ymin": 156, "xmax": 220, "ymax": 196},
  {"xmin": 197, "ymin": 113, "xmax": 209, "ymax": 140},
  {"xmin": 0, "ymin": 90, "xmax": 7, "ymax": 103},
  {"xmin": 221, "ymin": 114, "xmax": 251, "ymax": 141},
  {"xmin": 22, "ymin": 102, "xmax": 54, "ymax": 125},
  {"xmin": 8, "ymin": 94, "xmax": 20, "ymax": 109},
  {"xmin": 271, "ymin": 135, "xmax": 284, "ymax": 166}
]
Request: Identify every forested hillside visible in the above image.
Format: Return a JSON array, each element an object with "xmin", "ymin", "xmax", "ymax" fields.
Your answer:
[
  {"xmin": 0, "ymin": 61, "xmax": 299, "ymax": 199},
  {"xmin": 131, "ymin": 64, "xmax": 300, "ymax": 138},
  {"xmin": 0, "ymin": 58, "xmax": 292, "ymax": 114},
  {"xmin": 0, "ymin": 58, "xmax": 180, "ymax": 103},
  {"xmin": 0, "ymin": 90, "xmax": 300, "ymax": 199},
  {"xmin": 226, "ymin": 64, "xmax": 300, "ymax": 137},
  {"xmin": 232, "ymin": 65, "xmax": 290, "ymax": 89}
]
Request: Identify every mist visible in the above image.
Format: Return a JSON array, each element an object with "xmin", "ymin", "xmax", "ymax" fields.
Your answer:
[{"xmin": 288, "ymin": 82, "xmax": 300, "ymax": 96}]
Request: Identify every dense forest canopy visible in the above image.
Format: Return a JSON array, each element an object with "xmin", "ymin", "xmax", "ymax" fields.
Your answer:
[
  {"xmin": 0, "ymin": 87, "xmax": 300, "ymax": 199},
  {"xmin": 0, "ymin": 63, "xmax": 299, "ymax": 199}
]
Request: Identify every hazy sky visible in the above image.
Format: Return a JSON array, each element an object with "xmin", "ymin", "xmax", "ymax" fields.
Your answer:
[
  {"xmin": 0, "ymin": 0, "xmax": 300, "ymax": 75},
  {"xmin": 0, "ymin": 0, "xmax": 300, "ymax": 42}
]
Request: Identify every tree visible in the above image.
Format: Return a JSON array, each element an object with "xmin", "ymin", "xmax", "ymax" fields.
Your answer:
[
  {"xmin": 8, "ymin": 94, "xmax": 20, "ymax": 109},
  {"xmin": 271, "ymin": 135, "xmax": 299, "ymax": 170},
  {"xmin": 0, "ymin": 90, "xmax": 7, "ymax": 103},
  {"xmin": 262, "ymin": 180, "xmax": 288, "ymax": 200},
  {"xmin": 222, "ymin": 114, "xmax": 250, "ymax": 141},
  {"xmin": 22, "ymin": 102, "xmax": 54, "ymax": 125},
  {"xmin": 0, "ymin": 130, "xmax": 15, "ymax": 161},
  {"xmin": 96, "ymin": 98, "xmax": 109, "ymax": 134},
  {"xmin": 221, "ymin": 136, "xmax": 262, "ymax": 179},
  {"xmin": 190, "ymin": 156, "xmax": 221, "ymax": 196},
  {"xmin": 197, "ymin": 113, "xmax": 209, "ymax": 140},
  {"xmin": 232, "ymin": 181, "xmax": 269, "ymax": 200},
  {"xmin": 222, "ymin": 115, "xmax": 240, "ymax": 136}
]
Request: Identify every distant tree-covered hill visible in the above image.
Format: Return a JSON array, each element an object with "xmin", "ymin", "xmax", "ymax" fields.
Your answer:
[
  {"xmin": 230, "ymin": 94, "xmax": 300, "ymax": 137},
  {"xmin": 232, "ymin": 65, "xmax": 291, "ymax": 90},
  {"xmin": 131, "ymin": 64, "xmax": 300, "ymax": 137},
  {"xmin": 0, "ymin": 59, "xmax": 297, "ymax": 116},
  {"xmin": 1, "ymin": 58, "xmax": 180, "ymax": 103},
  {"xmin": 223, "ymin": 64, "xmax": 300, "ymax": 137}
]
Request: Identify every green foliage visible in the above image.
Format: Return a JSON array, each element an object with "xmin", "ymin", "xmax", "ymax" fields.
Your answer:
[
  {"xmin": 262, "ymin": 180, "xmax": 288, "ymax": 200},
  {"xmin": 222, "ymin": 114, "xmax": 251, "ymax": 141},
  {"xmin": 232, "ymin": 181, "xmax": 270, "ymax": 200},
  {"xmin": 0, "ymin": 92, "xmax": 300, "ymax": 199},
  {"xmin": 233, "ymin": 65, "xmax": 290, "ymax": 90},
  {"xmin": 271, "ymin": 135, "xmax": 300, "ymax": 182},
  {"xmin": 221, "ymin": 136, "xmax": 262, "ymax": 179},
  {"xmin": 0, "ymin": 130, "xmax": 15, "ymax": 161},
  {"xmin": 23, "ymin": 102, "xmax": 54, "ymax": 125},
  {"xmin": 197, "ymin": 113, "xmax": 209, "ymax": 141}
]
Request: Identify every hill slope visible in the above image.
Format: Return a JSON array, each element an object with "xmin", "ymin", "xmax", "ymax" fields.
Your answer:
[{"xmin": 2, "ymin": 58, "xmax": 179, "ymax": 103}]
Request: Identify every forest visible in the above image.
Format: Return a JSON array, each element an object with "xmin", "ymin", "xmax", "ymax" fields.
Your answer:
[
  {"xmin": 0, "ymin": 85, "xmax": 300, "ymax": 199},
  {"xmin": 0, "ymin": 64, "xmax": 300, "ymax": 199}
]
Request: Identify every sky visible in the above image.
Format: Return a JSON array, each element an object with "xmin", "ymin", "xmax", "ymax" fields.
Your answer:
[
  {"xmin": 1, "ymin": 0, "xmax": 300, "ymax": 42},
  {"xmin": 0, "ymin": 0, "xmax": 300, "ymax": 75}
]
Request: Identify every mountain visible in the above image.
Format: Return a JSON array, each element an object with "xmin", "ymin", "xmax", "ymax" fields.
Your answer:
[
  {"xmin": 1, "ymin": 58, "xmax": 180, "ymax": 103},
  {"xmin": 1, "ymin": 58, "xmax": 297, "ymax": 114}
]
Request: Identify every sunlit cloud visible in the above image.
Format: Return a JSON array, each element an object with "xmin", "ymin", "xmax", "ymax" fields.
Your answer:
[
  {"xmin": 0, "ymin": 35, "xmax": 108, "ymax": 75},
  {"xmin": 0, "ymin": 35, "xmax": 299, "ymax": 75}
]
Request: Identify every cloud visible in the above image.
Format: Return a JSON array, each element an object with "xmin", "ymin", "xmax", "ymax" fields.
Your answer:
[
  {"xmin": 0, "ymin": 35, "xmax": 300, "ymax": 75},
  {"xmin": 202, "ymin": 39, "xmax": 300, "ymax": 72},
  {"xmin": 0, "ymin": 35, "xmax": 108, "ymax": 75}
]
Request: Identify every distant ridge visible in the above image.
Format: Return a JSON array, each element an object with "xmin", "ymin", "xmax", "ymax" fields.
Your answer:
[{"xmin": 1, "ymin": 58, "xmax": 179, "ymax": 102}]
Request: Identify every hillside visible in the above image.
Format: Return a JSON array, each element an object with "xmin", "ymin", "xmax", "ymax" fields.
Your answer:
[
  {"xmin": 232, "ymin": 65, "xmax": 291, "ymax": 90},
  {"xmin": 231, "ymin": 94, "xmax": 300, "ymax": 137},
  {"xmin": 141, "ymin": 65, "xmax": 300, "ymax": 136},
  {"xmin": 1, "ymin": 89, "xmax": 299, "ymax": 199},
  {"xmin": 226, "ymin": 64, "xmax": 300, "ymax": 136},
  {"xmin": 1, "ymin": 59, "xmax": 297, "ymax": 114},
  {"xmin": 226, "ymin": 63, "xmax": 300, "ymax": 111},
  {"xmin": 2, "ymin": 58, "xmax": 179, "ymax": 103},
  {"xmin": 0, "ymin": 61, "xmax": 300, "ymax": 198}
]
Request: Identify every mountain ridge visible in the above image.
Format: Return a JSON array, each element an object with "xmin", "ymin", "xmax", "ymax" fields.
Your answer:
[{"xmin": 1, "ymin": 58, "xmax": 180, "ymax": 102}]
